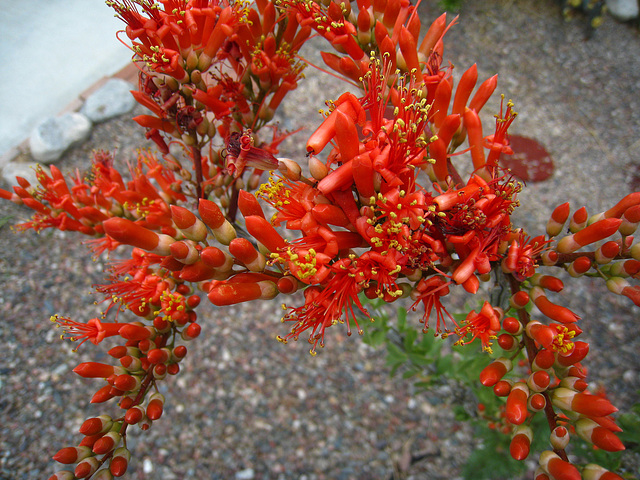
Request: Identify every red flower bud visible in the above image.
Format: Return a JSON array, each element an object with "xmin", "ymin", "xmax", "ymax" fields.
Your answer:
[
  {"xmin": 79, "ymin": 415, "xmax": 113, "ymax": 436},
  {"xmin": 74, "ymin": 362, "xmax": 115, "ymax": 379},
  {"xmin": 92, "ymin": 431, "xmax": 121, "ymax": 455},
  {"xmin": 53, "ymin": 446, "xmax": 92, "ymax": 464},
  {"xmin": 550, "ymin": 426, "xmax": 570, "ymax": 450},
  {"xmin": 103, "ymin": 217, "xmax": 173, "ymax": 255},
  {"xmin": 506, "ymin": 383, "xmax": 529, "ymax": 425},
  {"xmin": 146, "ymin": 393, "xmax": 165, "ymax": 421},
  {"xmin": 582, "ymin": 463, "xmax": 625, "ymax": 480},
  {"xmin": 480, "ymin": 358, "xmax": 512, "ymax": 387},
  {"xmin": 576, "ymin": 418, "xmax": 625, "ymax": 452},
  {"xmin": 510, "ymin": 425, "xmax": 532, "ymax": 460},
  {"xmin": 551, "ymin": 388, "xmax": 617, "ymax": 417},
  {"xmin": 539, "ymin": 450, "xmax": 581, "ymax": 480}
]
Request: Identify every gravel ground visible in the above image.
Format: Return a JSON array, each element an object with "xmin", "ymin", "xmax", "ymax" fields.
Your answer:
[{"xmin": 1, "ymin": 1, "xmax": 639, "ymax": 479}]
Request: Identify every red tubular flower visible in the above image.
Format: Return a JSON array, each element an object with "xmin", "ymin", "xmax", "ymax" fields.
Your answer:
[
  {"xmin": 530, "ymin": 286, "xmax": 580, "ymax": 324},
  {"xmin": 452, "ymin": 64, "xmax": 478, "ymax": 116},
  {"xmin": 170, "ymin": 205, "xmax": 207, "ymax": 242},
  {"xmin": 456, "ymin": 301, "xmax": 501, "ymax": 352},
  {"xmin": 556, "ymin": 218, "xmax": 623, "ymax": 253},
  {"xmin": 51, "ymin": 316, "xmax": 124, "ymax": 349},
  {"xmin": 468, "ymin": 74, "xmax": 498, "ymax": 113},
  {"xmin": 238, "ymin": 190, "xmax": 266, "ymax": 218}
]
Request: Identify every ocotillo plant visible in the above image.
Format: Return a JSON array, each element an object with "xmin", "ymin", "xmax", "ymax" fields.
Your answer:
[{"xmin": 0, "ymin": 1, "xmax": 636, "ymax": 479}]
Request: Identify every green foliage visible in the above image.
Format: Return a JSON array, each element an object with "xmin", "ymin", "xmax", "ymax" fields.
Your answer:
[
  {"xmin": 360, "ymin": 299, "xmax": 639, "ymax": 479},
  {"xmin": 437, "ymin": 0, "xmax": 464, "ymax": 12}
]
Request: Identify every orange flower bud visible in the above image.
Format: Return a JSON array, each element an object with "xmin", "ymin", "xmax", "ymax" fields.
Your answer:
[
  {"xmin": 245, "ymin": 215, "xmax": 287, "ymax": 253},
  {"xmin": 79, "ymin": 415, "xmax": 113, "ymax": 436},
  {"xmin": 559, "ymin": 376, "xmax": 588, "ymax": 392},
  {"xmin": 452, "ymin": 64, "xmax": 478, "ymax": 116},
  {"xmin": 550, "ymin": 426, "xmax": 570, "ymax": 450},
  {"xmin": 532, "ymin": 348, "xmax": 556, "ymax": 371},
  {"xmin": 538, "ymin": 450, "xmax": 581, "ymax": 480},
  {"xmin": 74, "ymin": 362, "xmax": 115, "ymax": 379},
  {"xmin": 103, "ymin": 217, "xmax": 173, "ymax": 255},
  {"xmin": 582, "ymin": 463, "xmax": 625, "ymax": 480},
  {"xmin": 494, "ymin": 379, "xmax": 512, "ymax": 397},
  {"xmin": 124, "ymin": 405, "xmax": 145, "ymax": 425},
  {"xmin": 92, "ymin": 431, "xmax": 121, "ymax": 455},
  {"xmin": 110, "ymin": 447, "xmax": 131, "ymax": 477},
  {"xmin": 568, "ymin": 256, "xmax": 592, "ymax": 277},
  {"xmin": 526, "ymin": 321, "xmax": 556, "ymax": 349},
  {"xmin": 509, "ymin": 291, "xmax": 530, "ymax": 309},
  {"xmin": 75, "ymin": 456, "xmax": 100, "ymax": 478},
  {"xmin": 91, "ymin": 385, "xmax": 116, "ymax": 404},
  {"xmin": 569, "ymin": 206, "xmax": 589, "ymax": 233},
  {"xmin": 575, "ymin": 418, "xmax": 625, "ymax": 452},
  {"xmin": 510, "ymin": 425, "xmax": 533, "ymax": 460},
  {"xmin": 113, "ymin": 374, "xmax": 141, "ymax": 392},
  {"xmin": 546, "ymin": 202, "xmax": 571, "ymax": 237},
  {"xmin": 53, "ymin": 446, "xmax": 93, "ymax": 464},
  {"xmin": 595, "ymin": 241, "xmax": 620, "ymax": 264},
  {"xmin": 229, "ymin": 237, "xmax": 266, "ymax": 272},
  {"xmin": 170, "ymin": 205, "xmax": 207, "ymax": 241},
  {"xmin": 468, "ymin": 74, "xmax": 498, "ymax": 114},
  {"xmin": 551, "ymin": 388, "xmax": 617, "ymax": 417},
  {"xmin": 208, "ymin": 280, "xmax": 277, "ymax": 306},
  {"xmin": 557, "ymin": 218, "xmax": 623, "ymax": 253},
  {"xmin": 146, "ymin": 393, "xmax": 165, "ymax": 421},
  {"xmin": 237, "ymin": 190, "xmax": 265, "ymax": 219},
  {"xmin": 527, "ymin": 370, "xmax": 550, "ymax": 392},
  {"xmin": 530, "ymin": 287, "xmax": 580, "ymax": 324},
  {"xmin": 506, "ymin": 383, "xmax": 529, "ymax": 425},
  {"xmin": 528, "ymin": 392, "xmax": 546, "ymax": 412},
  {"xmin": 530, "ymin": 274, "xmax": 564, "ymax": 292},
  {"xmin": 502, "ymin": 316, "xmax": 523, "ymax": 335},
  {"xmin": 198, "ymin": 199, "xmax": 236, "ymax": 245},
  {"xmin": 479, "ymin": 358, "xmax": 512, "ymax": 387},
  {"xmin": 463, "ymin": 108, "xmax": 486, "ymax": 170}
]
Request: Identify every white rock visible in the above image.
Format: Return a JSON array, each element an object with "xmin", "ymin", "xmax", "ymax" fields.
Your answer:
[
  {"xmin": 29, "ymin": 113, "xmax": 91, "ymax": 163},
  {"xmin": 81, "ymin": 78, "xmax": 136, "ymax": 123},
  {"xmin": 235, "ymin": 468, "xmax": 255, "ymax": 480},
  {"xmin": 1, "ymin": 161, "xmax": 40, "ymax": 188},
  {"xmin": 606, "ymin": 0, "xmax": 639, "ymax": 21}
]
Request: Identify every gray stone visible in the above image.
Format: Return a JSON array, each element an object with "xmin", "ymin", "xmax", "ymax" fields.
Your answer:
[
  {"xmin": 81, "ymin": 78, "xmax": 136, "ymax": 123},
  {"xmin": 29, "ymin": 113, "xmax": 91, "ymax": 163},
  {"xmin": 606, "ymin": 0, "xmax": 639, "ymax": 20},
  {"xmin": 1, "ymin": 161, "xmax": 40, "ymax": 189}
]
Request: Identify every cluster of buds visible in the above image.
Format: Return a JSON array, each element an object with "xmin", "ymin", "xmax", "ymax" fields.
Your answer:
[
  {"xmin": 106, "ymin": 0, "xmax": 311, "ymax": 203},
  {"xmin": 0, "ymin": 1, "xmax": 637, "ymax": 479}
]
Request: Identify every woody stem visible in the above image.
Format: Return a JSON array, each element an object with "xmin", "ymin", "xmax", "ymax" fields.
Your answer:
[{"xmin": 190, "ymin": 145, "xmax": 204, "ymax": 202}]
